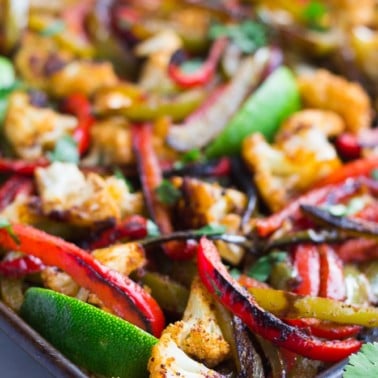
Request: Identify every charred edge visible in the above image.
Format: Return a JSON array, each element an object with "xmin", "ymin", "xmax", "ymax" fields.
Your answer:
[
  {"xmin": 211, "ymin": 268, "xmax": 304, "ymax": 343},
  {"xmin": 71, "ymin": 254, "xmax": 152, "ymax": 333},
  {"xmin": 169, "ymin": 49, "xmax": 187, "ymax": 67}
]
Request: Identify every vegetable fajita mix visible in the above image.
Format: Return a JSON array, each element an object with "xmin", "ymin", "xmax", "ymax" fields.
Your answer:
[{"xmin": 0, "ymin": 0, "xmax": 378, "ymax": 377}]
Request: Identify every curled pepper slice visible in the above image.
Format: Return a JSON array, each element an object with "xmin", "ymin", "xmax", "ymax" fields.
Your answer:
[
  {"xmin": 0, "ymin": 174, "xmax": 33, "ymax": 211},
  {"xmin": 132, "ymin": 123, "xmax": 196, "ymax": 260},
  {"xmin": 61, "ymin": 93, "xmax": 95, "ymax": 155},
  {"xmin": 0, "ymin": 223, "xmax": 165, "ymax": 337},
  {"xmin": 168, "ymin": 37, "xmax": 228, "ymax": 88},
  {"xmin": 197, "ymin": 237, "xmax": 361, "ymax": 362}
]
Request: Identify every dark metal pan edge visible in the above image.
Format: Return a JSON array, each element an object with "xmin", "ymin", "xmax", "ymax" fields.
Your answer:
[{"xmin": 0, "ymin": 301, "xmax": 88, "ymax": 378}]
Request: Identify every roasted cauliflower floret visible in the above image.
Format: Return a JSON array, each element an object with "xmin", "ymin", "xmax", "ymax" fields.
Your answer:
[
  {"xmin": 84, "ymin": 118, "xmax": 134, "ymax": 166},
  {"xmin": 276, "ymin": 109, "xmax": 345, "ymax": 141},
  {"xmin": 92, "ymin": 243, "xmax": 146, "ymax": 276},
  {"xmin": 35, "ymin": 162, "xmax": 140, "ymax": 226},
  {"xmin": 4, "ymin": 92, "xmax": 77, "ymax": 160},
  {"xmin": 176, "ymin": 177, "xmax": 246, "ymax": 229},
  {"xmin": 175, "ymin": 276, "xmax": 230, "ymax": 367},
  {"xmin": 0, "ymin": 194, "xmax": 41, "ymax": 224},
  {"xmin": 148, "ymin": 323, "xmax": 223, "ymax": 378},
  {"xmin": 243, "ymin": 129, "xmax": 341, "ymax": 211},
  {"xmin": 297, "ymin": 69, "xmax": 372, "ymax": 133},
  {"xmin": 48, "ymin": 60, "xmax": 118, "ymax": 97},
  {"xmin": 135, "ymin": 29, "xmax": 182, "ymax": 94},
  {"xmin": 41, "ymin": 267, "xmax": 80, "ymax": 297},
  {"xmin": 15, "ymin": 32, "xmax": 72, "ymax": 89}
]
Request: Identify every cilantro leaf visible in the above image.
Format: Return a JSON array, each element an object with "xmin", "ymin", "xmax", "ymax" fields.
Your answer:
[
  {"xmin": 0, "ymin": 218, "xmax": 20, "ymax": 244},
  {"xmin": 302, "ymin": 1, "xmax": 328, "ymax": 31},
  {"xmin": 155, "ymin": 180, "xmax": 181, "ymax": 206},
  {"xmin": 209, "ymin": 20, "xmax": 267, "ymax": 53},
  {"xmin": 114, "ymin": 167, "xmax": 134, "ymax": 192},
  {"xmin": 194, "ymin": 224, "xmax": 226, "ymax": 236},
  {"xmin": 174, "ymin": 149, "xmax": 204, "ymax": 169},
  {"xmin": 326, "ymin": 197, "xmax": 368, "ymax": 217},
  {"xmin": 48, "ymin": 135, "xmax": 79, "ymax": 164},
  {"xmin": 248, "ymin": 251, "xmax": 287, "ymax": 282},
  {"xmin": 39, "ymin": 20, "xmax": 66, "ymax": 37},
  {"xmin": 146, "ymin": 220, "xmax": 160, "ymax": 237},
  {"xmin": 344, "ymin": 342, "xmax": 378, "ymax": 378},
  {"xmin": 371, "ymin": 169, "xmax": 378, "ymax": 181},
  {"xmin": 180, "ymin": 59, "xmax": 203, "ymax": 74}
]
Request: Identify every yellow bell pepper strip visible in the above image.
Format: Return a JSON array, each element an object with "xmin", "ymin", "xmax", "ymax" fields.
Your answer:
[
  {"xmin": 0, "ymin": 223, "xmax": 165, "ymax": 337},
  {"xmin": 122, "ymin": 89, "xmax": 205, "ymax": 122},
  {"xmin": 248, "ymin": 286, "xmax": 378, "ymax": 327},
  {"xmin": 197, "ymin": 237, "xmax": 362, "ymax": 362}
]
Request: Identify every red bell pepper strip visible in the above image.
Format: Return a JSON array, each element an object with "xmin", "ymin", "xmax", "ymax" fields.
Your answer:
[
  {"xmin": 61, "ymin": 93, "xmax": 94, "ymax": 155},
  {"xmin": 292, "ymin": 244, "xmax": 320, "ymax": 297},
  {"xmin": 87, "ymin": 215, "xmax": 148, "ymax": 250},
  {"xmin": 315, "ymin": 157, "xmax": 378, "ymax": 187},
  {"xmin": 197, "ymin": 237, "xmax": 361, "ymax": 362},
  {"xmin": 168, "ymin": 37, "xmax": 228, "ymax": 88},
  {"xmin": 132, "ymin": 123, "xmax": 196, "ymax": 260},
  {"xmin": 255, "ymin": 177, "xmax": 369, "ymax": 237},
  {"xmin": 0, "ymin": 224, "xmax": 165, "ymax": 336},
  {"xmin": 318, "ymin": 244, "xmax": 345, "ymax": 301},
  {"xmin": 284, "ymin": 318, "xmax": 362, "ymax": 339},
  {"xmin": 0, "ymin": 255, "xmax": 44, "ymax": 278},
  {"xmin": 0, "ymin": 158, "xmax": 49, "ymax": 175},
  {"xmin": 0, "ymin": 174, "xmax": 33, "ymax": 211},
  {"xmin": 336, "ymin": 238, "xmax": 378, "ymax": 263}
]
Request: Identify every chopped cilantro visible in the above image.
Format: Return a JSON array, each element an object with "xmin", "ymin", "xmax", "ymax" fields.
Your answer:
[
  {"xmin": 371, "ymin": 169, "xmax": 378, "ymax": 181},
  {"xmin": 174, "ymin": 149, "xmax": 204, "ymax": 169},
  {"xmin": 39, "ymin": 20, "xmax": 66, "ymax": 37},
  {"xmin": 48, "ymin": 135, "xmax": 79, "ymax": 164},
  {"xmin": 194, "ymin": 224, "xmax": 226, "ymax": 236},
  {"xmin": 0, "ymin": 218, "xmax": 20, "ymax": 244},
  {"xmin": 209, "ymin": 20, "xmax": 267, "ymax": 53},
  {"xmin": 302, "ymin": 1, "xmax": 328, "ymax": 31},
  {"xmin": 155, "ymin": 180, "xmax": 181, "ymax": 206},
  {"xmin": 180, "ymin": 59, "xmax": 203, "ymax": 74},
  {"xmin": 344, "ymin": 342, "xmax": 378, "ymax": 378},
  {"xmin": 326, "ymin": 197, "xmax": 368, "ymax": 217},
  {"xmin": 247, "ymin": 251, "xmax": 287, "ymax": 282},
  {"xmin": 114, "ymin": 167, "xmax": 134, "ymax": 192},
  {"xmin": 146, "ymin": 220, "xmax": 160, "ymax": 237},
  {"xmin": 229, "ymin": 268, "xmax": 241, "ymax": 280}
]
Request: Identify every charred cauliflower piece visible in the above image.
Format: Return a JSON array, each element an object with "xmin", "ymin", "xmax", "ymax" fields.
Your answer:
[
  {"xmin": 176, "ymin": 177, "xmax": 246, "ymax": 229},
  {"xmin": 84, "ymin": 117, "xmax": 134, "ymax": 166},
  {"xmin": 35, "ymin": 162, "xmax": 142, "ymax": 226},
  {"xmin": 48, "ymin": 61, "xmax": 118, "ymax": 97},
  {"xmin": 175, "ymin": 177, "xmax": 246, "ymax": 264},
  {"xmin": 92, "ymin": 243, "xmax": 146, "ymax": 277},
  {"xmin": 41, "ymin": 267, "xmax": 80, "ymax": 297},
  {"xmin": 148, "ymin": 323, "xmax": 223, "ymax": 378},
  {"xmin": 243, "ymin": 128, "xmax": 341, "ymax": 211},
  {"xmin": 4, "ymin": 92, "xmax": 77, "ymax": 160},
  {"xmin": 176, "ymin": 276, "xmax": 230, "ymax": 367},
  {"xmin": 276, "ymin": 109, "xmax": 345, "ymax": 141},
  {"xmin": 297, "ymin": 69, "xmax": 372, "ymax": 133}
]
